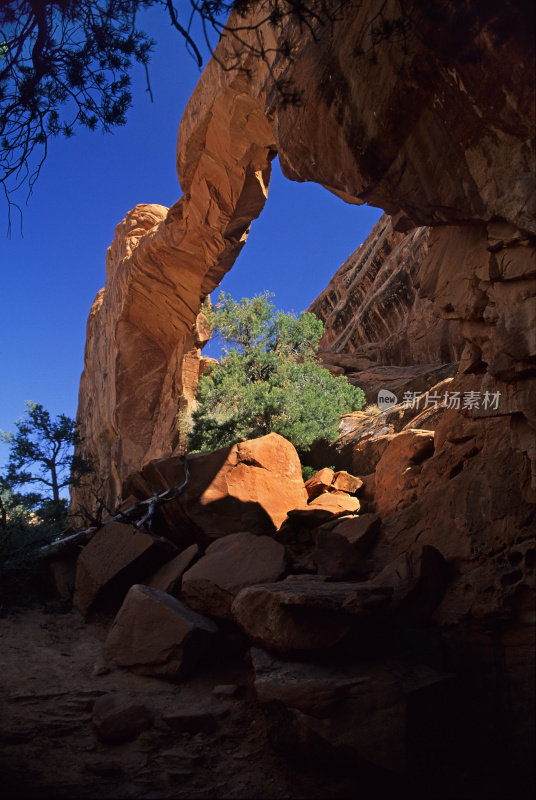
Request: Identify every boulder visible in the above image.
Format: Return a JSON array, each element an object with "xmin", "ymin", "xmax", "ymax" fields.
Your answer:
[
  {"xmin": 146, "ymin": 544, "xmax": 199, "ymax": 595},
  {"xmin": 73, "ymin": 522, "xmax": 177, "ymax": 616},
  {"xmin": 279, "ymin": 513, "xmax": 378, "ymax": 575},
  {"xmin": 121, "ymin": 459, "xmax": 203, "ymax": 547},
  {"xmin": 317, "ymin": 514, "xmax": 381, "ymax": 553},
  {"xmin": 92, "ymin": 693, "xmax": 152, "ymax": 743},
  {"xmin": 304, "ymin": 468, "xmax": 334, "ymax": 499},
  {"xmin": 286, "ymin": 492, "xmax": 360, "ymax": 530},
  {"xmin": 231, "ymin": 577, "xmax": 392, "ymax": 653},
  {"xmin": 307, "ymin": 492, "xmax": 360, "ymax": 515},
  {"xmin": 183, "ymin": 434, "xmax": 308, "ymax": 536},
  {"xmin": 331, "ymin": 471, "xmax": 363, "ymax": 494},
  {"xmin": 104, "ymin": 584, "xmax": 218, "ymax": 680},
  {"xmin": 181, "ymin": 532, "xmax": 286, "ymax": 619},
  {"xmin": 310, "ymin": 528, "xmax": 367, "ymax": 579},
  {"xmin": 254, "ymin": 648, "xmax": 455, "ymax": 774},
  {"xmin": 123, "ymin": 433, "xmax": 308, "ymax": 539},
  {"xmin": 49, "ymin": 556, "xmax": 77, "ymax": 603},
  {"xmin": 251, "ymin": 647, "xmax": 369, "ymax": 717},
  {"xmin": 304, "ymin": 468, "xmax": 363, "ymax": 501}
]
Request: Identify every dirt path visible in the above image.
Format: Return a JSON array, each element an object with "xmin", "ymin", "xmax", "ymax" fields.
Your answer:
[{"xmin": 0, "ymin": 605, "xmax": 355, "ymax": 799}]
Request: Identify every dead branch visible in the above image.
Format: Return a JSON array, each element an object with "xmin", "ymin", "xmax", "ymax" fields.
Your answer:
[{"xmin": 36, "ymin": 454, "xmax": 190, "ymax": 558}]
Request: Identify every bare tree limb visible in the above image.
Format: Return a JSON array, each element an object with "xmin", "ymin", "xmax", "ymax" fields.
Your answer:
[{"xmin": 36, "ymin": 453, "xmax": 191, "ymax": 558}]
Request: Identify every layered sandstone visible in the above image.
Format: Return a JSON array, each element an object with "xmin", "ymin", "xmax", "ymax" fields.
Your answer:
[
  {"xmin": 271, "ymin": 1, "xmax": 535, "ymax": 232},
  {"xmin": 309, "ymin": 215, "xmax": 463, "ymax": 370}
]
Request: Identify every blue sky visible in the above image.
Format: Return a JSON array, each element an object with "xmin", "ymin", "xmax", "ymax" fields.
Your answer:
[{"xmin": 0, "ymin": 6, "xmax": 382, "ymax": 466}]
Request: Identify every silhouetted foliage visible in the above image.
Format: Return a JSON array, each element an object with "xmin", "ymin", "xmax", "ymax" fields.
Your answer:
[
  {"xmin": 1, "ymin": 0, "xmax": 155, "ymax": 230},
  {"xmin": 1, "ymin": 401, "xmax": 92, "ymax": 525},
  {"xmin": 2, "ymin": 1, "xmax": 512, "ymax": 230},
  {"xmin": 0, "ymin": 402, "xmax": 93, "ymax": 605}
]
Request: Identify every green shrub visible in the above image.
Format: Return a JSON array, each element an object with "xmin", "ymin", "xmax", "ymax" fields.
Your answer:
[
  {"xmin": 301, "ymin": 465, "xmax": 317, "ymax": 482},
  {"xmin": 189, "ymin": 292, "xmax": 366, "ymax": 455}
]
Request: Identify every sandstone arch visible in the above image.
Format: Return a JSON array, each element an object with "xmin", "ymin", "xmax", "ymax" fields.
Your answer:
[{"xmin": 74, "ymin": 1, "xmax": 535, "ymax": 511}]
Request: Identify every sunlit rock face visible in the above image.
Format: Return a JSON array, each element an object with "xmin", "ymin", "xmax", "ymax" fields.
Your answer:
[
  {"xmin": 72, "ymin": 61, "xmax": 277, "ymax": 510},
  {"xmin": 73, "ymin": 4, "xmax": 535, "ymax": 774}
]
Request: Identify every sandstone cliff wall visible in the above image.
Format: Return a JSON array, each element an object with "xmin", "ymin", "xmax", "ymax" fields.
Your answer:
[{"xmin": 308, "ymin": 213, "xmax": 463, "ymax": 370}]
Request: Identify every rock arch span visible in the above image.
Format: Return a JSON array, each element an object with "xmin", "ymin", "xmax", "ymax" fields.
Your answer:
[{"xmin": 73, "ymin": 1, "xmax": 535, "ymax": 514}]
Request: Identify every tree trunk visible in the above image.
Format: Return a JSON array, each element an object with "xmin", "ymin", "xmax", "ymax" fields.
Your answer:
[{"xmin": 50, "ymin": 462, "xmax": 60, "ymax": 505}]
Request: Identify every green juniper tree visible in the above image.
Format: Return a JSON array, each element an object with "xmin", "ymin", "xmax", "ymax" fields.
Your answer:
[{"xmin": 188, "ymin": 291, "xmax": 365, "ymax": 454}]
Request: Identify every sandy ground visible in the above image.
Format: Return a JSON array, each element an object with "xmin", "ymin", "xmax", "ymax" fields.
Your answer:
[{"xmin": 0, "ymin": 604, "xmax": 357, "ymax": 799}]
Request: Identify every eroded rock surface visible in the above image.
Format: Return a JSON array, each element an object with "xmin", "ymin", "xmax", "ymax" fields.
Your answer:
[
  {"xmin": 73, "ymin": 61, "xmax": 277, "ymax": 509},
  {"xmin": 252, "ymin": 647, "xmax": 455, "ymax": 775},
  {"xmin": 73, "ymin": 522, "xmax": 177, "ymax": 617},
  {"xmin": 92, "ymin": 693, "xmax": 153, "ymax": 744},
  {"xmin": 231, "ymin": 577, "xmax": 393, "ymax": 653},
  {"xmin": 146, "ymin": 544, "xmax": 200, "ymax": 595},
  {"xmin": 123, "ymin": 433, "xmax": 308, "ymax": 539},
  {"xmin": 309, "ymin": 216, "xmax": 463, "ymax": 380}
]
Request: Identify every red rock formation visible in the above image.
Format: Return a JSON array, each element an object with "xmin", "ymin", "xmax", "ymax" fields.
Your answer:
[
  {"xmin": 123, "ymin": 432, "xmax": 308, "ymax": 539},
  {"xmin": 272, "ymin": 2, "xmax": 535, "ymax": 232},
  {"xmin": 72, "ymin": 2, "xmax": 535, "ymax": 788},
  {"xmin": 73, "ymin": 59, "xmax": 278, "ymax": 509},
  {"xmin": 103, "ymin": 584, "xmax": 218, "ymax": 680},
  {"xmin": 231, "ymin": 576, "xmax": 392, "ymax": 653},
  {"xmin": 181, "ymin": 531, "xmax": 286, "ymax": 620},
  {"xmin": 309, "ymin": 215, "xmax": 462, "ymax": 371},
  {"xmin": 73, "ymin": 521, "xmax": 176, "ymax": 616},
  {"xmin": 146, "ymin": 544, "xmax": 199, "ymax": 595},
  {"xmin": 75, "ymin": 1, "xmax": 534, "ymax": 510}
]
